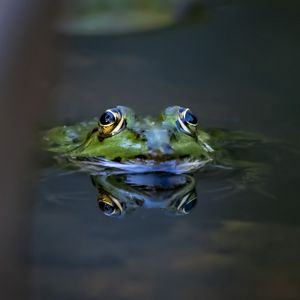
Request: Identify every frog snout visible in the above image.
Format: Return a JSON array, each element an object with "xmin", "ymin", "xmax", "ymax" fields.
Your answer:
[
  {"xmin": 145, "ymin": 129, "xmax": 174, "ymax": 157},
  {"xmin": 150, "ymin": 144, "xmax": 173, "ymax": 157}
]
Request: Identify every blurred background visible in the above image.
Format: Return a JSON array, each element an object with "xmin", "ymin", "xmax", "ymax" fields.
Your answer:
[{"xmin": 0, "ymin": 0, "xmax": 299, "ymax": 299}]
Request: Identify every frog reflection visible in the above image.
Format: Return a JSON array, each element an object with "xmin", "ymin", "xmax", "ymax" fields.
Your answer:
[{"xmin": 91, "ymin": 173, "xmax": 197, "ymax": 217}]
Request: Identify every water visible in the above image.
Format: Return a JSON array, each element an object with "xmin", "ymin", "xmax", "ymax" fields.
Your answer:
[{"xmin": 32, "ymin": 2, "xmax": 300, "ymax": 299}]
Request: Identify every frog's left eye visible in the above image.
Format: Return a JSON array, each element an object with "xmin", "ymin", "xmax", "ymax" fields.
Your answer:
[
  {"xmin": 98, "ymin": 108, "xmax": 125, "ymax": 137},
  {"xmin": 98, "ymin": 192, "xmax": 124, "ymax": 217},
  {"xmin": 172, "ymin": 191, "xmax": 197, "ymax": 215},
  {"xmin": 176, "ymin": 107, "xmax": 198, "ymax": 135}
]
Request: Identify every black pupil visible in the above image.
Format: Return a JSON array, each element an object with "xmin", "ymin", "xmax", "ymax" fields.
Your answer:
[
  {"xmin": 184, "ymin": 199, "xmax": 196, "ymax": 213},
  {"xmin": 99, "ymin": 202, "xmax": 115, "ymax": 214},
  {"xmin": 185, "ymin": 110, "xmax": 197, "ymax": 125},
  {"xmin": 100, "ymin": 111, "xmax": 115, "ymax": 125}
]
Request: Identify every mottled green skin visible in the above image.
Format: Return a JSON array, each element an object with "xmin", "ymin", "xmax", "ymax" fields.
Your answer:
[
  {"xmin": 43, "ymin": 105, "xmax": 272, "ymax": 187},
  {"xmin": 43, "ymin": 106, "xmax": 214, "ymax": 162}
]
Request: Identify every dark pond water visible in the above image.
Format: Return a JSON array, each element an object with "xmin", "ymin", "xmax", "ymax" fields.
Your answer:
[{"xmin": 32, "ymin": 1, "xmax": 300, "ymax": 299}]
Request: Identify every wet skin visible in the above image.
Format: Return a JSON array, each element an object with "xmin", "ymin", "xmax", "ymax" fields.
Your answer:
[{"xmin": 43, "ymin": 105, "xmax": 268, "ymax": 177}]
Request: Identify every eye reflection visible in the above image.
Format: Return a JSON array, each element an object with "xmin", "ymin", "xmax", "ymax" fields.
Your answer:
[
  {"xmin": 97, "ymin": 192, "xmax": 124, "ymax": 217},
  {"xmin": 92, "ymin": 173, "xmax": 197, "ymax": 218},
  {"xmin": 183, "ymin": 196, "xmax": 197, "ymax": 213},
  {"xmin": 169, "ymin": 190, "xmax": 197, "ymax": 215}
]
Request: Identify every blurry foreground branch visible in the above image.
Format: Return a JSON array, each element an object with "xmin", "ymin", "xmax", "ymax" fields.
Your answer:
[{"xmin": 0, "ymin": 1, "xmax": 58, "ymax": 299}]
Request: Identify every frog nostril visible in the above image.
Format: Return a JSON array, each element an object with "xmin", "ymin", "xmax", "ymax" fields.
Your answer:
[
  {"xmin": 148, "ymin": 145, "xmax": 174, "ymax": 157},
  {"xmin": 135, "ymin": 154, "xmax": 147, "ymax": 160},
  {"xmin": 162, "ymin": 144, "xmax": 173, "ymax": 155}
]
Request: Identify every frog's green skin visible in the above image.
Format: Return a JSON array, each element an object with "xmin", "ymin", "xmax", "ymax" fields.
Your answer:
[
  {"xmin": 91, "ymin": 173, "xmax": 197, "ymax": 217},
  {"xmin": 43, "ymin": 105, "xmax": 267, "ymax": 177}
]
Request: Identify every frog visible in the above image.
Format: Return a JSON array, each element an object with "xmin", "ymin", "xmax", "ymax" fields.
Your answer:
[{"xmin": 43, "ymin": 105, "xmax": 268, "ymax": 182}]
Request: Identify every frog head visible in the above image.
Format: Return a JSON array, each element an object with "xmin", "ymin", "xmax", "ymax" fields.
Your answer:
[{"xmin": 45, "ymin": 106, "xmax": 214, "ymax": 173}]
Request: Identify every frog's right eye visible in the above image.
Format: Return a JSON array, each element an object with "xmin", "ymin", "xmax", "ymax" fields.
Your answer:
[
  {"xmin": 176, "ymin": 107, "xmax": 198, "ymax": 136},
  {"xmin": 98, "ymin": 108, "xmax": 125, "ymax": 137},
  {"xmin": 98, "ymin": 192, "xmax": 123, "ymax": 217}
]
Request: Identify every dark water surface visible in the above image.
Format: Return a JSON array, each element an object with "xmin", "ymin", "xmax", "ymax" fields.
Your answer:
[{"xmin": 32, "ymin": 1, "xmax": 300, "ymax": 299}]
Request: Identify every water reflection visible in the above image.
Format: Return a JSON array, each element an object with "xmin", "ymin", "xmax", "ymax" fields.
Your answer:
[{"xmin": 92, "ymin": 173, "xmax": 197, "ymax": 217}]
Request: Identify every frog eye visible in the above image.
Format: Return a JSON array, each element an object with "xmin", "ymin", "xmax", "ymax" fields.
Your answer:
[
  {"xmin": 176, "ymin": 107, "xmax": 198, "ymax": 135},
  {"xmin": 98, "ymin": 108, "xmax": 125, "ymax": 137},
  {"xmin": 98, "ymin": 192, "xmax": 123, "ymax": 217},
  {"xmin": 173, "ymin": 191, "xmax": 197, "ymax": 215}
]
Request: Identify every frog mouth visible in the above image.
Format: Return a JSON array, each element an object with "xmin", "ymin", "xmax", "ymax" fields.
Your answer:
[{"xmin": 69, "ymin": 156, "xmax": 212, "ymax": 174}]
